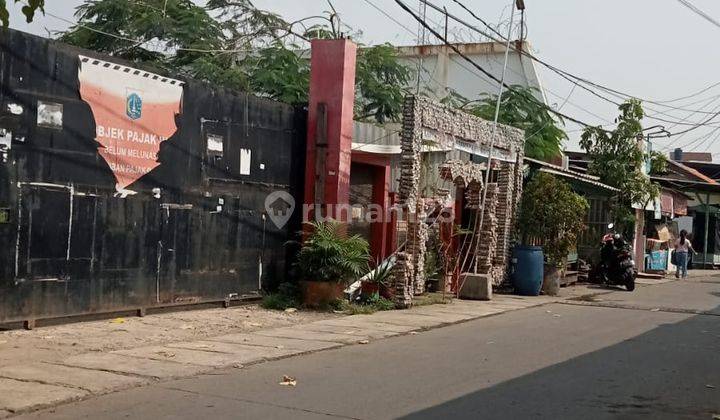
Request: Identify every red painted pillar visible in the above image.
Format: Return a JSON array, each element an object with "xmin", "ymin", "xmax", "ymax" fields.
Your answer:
[
  {"xmin": 370, "ymin": 164, "xmax": 391, "ymax": 261},
  {"xmin": 304, "ymin": 39, "xmax": 357, "ymax": 223}
]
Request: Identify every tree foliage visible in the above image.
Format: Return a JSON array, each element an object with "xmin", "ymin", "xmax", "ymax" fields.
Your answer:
[
  {"xmin": 519, "ymin": 172, "xmax": 589, "ymax": 266},
  {"xmin": 0, "ymin": 0, "xmax": 43, "ymax": 27},
  {"xmin": 580, "ymin": 99, "xmax": 660, "ymax": 227},
  {"xmin": 649, "ymin": 150, "xmax": 668, "ymax": 175},
  {"xmin": 463, "ymin": 86, "xmax": 566, "ymax": 161},
  {"xmin": 354, "ymin": 44, "xmax": 412, "ymax": 123},
  {"xmin": 60, "ymin": 0, "xmax": 412, "ymax": 122}
]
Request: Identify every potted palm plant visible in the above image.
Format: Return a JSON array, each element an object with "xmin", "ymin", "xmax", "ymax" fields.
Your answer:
[
  {"xmin": 296, "ymin": 221, "xmax": 370, "ymax": 307},
  {"xmin": 360, "ymin": 258, "xmax": 394, "ymax": 298},
  {"xmin": 518, "ymin": 172, "xmax": 589, "ymax": 296}
]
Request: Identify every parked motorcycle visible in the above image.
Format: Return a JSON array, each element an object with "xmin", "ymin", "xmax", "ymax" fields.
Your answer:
[{"xmin": 591, "ymin": 224, "xmax": 636, "ymax": 291}]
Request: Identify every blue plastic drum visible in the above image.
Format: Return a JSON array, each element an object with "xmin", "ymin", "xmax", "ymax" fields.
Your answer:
[{"xmin": 511, "ymin": 246, "xmax": 544, "ymax": 296}]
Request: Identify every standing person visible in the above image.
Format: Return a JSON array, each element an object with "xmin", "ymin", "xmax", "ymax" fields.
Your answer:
[{"xmin": 674, "ymin": 230, "xmax": 696, "ymax": 279}]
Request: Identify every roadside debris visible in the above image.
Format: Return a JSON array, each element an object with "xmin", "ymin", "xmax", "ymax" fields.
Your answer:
[
  {"xmin": 155, "ymin": 350, "xmax": 176, "ymax": 358},
  {"xmin": 279, "ymin": 375, "xmax": 297, "ymax": 387},
  {"xmin": 284, "ymin": 308, "xmax": 298, "ymax": 313},
  {"xmin": 358, "ymin": 340, "xmax": 369, "ymax": 344}
]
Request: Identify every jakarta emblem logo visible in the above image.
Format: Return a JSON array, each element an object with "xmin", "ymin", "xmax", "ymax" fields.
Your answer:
[{"xmin": 126, "ymin": 92, "xmax": 142, "ymax": 120}]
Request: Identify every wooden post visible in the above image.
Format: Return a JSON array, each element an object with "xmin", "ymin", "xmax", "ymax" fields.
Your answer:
[{"xmin": 704, "ymin": 192, "xmax": 710, "ymax": 268}]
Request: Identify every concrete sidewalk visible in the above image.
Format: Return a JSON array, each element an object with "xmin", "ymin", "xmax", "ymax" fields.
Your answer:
[{"xmin": 0, "ymin": 284, "xmax": 624, "ymax": 416}]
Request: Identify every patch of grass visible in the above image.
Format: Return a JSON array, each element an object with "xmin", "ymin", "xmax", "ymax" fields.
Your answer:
[
  {"xmin": 341, "ymin": 302, "xmax": 380, "ymax": 315},
  {"xmin": 261, "ymin": 283, "xmax": 300, "ymax": 311},
  {"xmin": 412, "ymin": 292, "xmax": 453, "ymax": 307},
  {"xmin": 341, "ymin": 292, "xmax": 396, "ymax": 314},
  {"xmin": 261, "ymin": 293, "xmax": 298, "ymax": 310}
]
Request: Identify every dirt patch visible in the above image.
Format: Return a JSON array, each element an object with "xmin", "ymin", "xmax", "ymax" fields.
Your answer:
[{"xmin": 0, "ymin": 305, "xmax": 339, "ymax": 368}]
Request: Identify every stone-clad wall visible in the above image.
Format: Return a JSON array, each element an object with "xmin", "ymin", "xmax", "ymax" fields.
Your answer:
[{"xmin": 393, "ymin": 95, "xmax": 525, "ymax": 306}]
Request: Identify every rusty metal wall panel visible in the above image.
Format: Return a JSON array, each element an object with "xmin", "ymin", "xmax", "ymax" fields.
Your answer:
[{"xmin": 0, "ymin": 29, "xmax": 307, "ymax": 323}]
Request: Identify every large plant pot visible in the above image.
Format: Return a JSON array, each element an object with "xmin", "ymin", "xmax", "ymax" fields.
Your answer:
[
  {"xmin": 360, "ymin": 281, "xmax": 380, "ymax": 296},
  {"xmin": 542, "ymin": 265, "xmax": 561, "ymax": 296},
  {"xmin": 379, "ymin": 284, "xmax": 394, "ymax": 300},
  {"xmin": 300, "ymin": 281, "xmax": 345, "ymax": 307}
]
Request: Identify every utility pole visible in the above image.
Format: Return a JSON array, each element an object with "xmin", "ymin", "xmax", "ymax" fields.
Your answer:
[{"xmin": 632, "ymin": 134, "xmax": 649, "ymax": 273}]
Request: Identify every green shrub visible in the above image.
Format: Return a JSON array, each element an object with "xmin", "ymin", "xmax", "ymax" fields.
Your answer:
[
  {"xmin": 296, "ymin": 221, "xmax": 370, "ymax": 283},
  {"xmin": 519, "ymin": 172, "xmax": 589, "ymax": 266}
]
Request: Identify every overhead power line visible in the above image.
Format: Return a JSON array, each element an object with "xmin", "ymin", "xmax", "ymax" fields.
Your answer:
[
  {"xmin": 422, "ymin": 0, "xmax": 720, "ymax": 120},
  {"xmin": 391, "ymin": 0, "xmax": 606, "ymax": 130},
  {"xmin": 676, "ymin": 0, "xmax": 720, "ymax": 30}
]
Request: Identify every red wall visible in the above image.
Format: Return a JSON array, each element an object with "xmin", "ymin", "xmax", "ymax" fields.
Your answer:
[{"xmin": 304, "ymin": 39, "xmax": 357, "ymax": 221}]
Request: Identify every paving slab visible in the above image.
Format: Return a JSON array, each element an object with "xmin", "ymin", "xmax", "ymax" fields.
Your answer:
[
  {"xmin": 0, "ymin": 378, "xmax": 87, "ymax": 413},
  {"xmin": 207, "ymin": 333, "xmax": 342, "ymax": 352},
  {"xmin": 62, "ymin": 353, "xmax": 210, "ymax": 379},
  {"xmin": 405, "ymin": 308, "xmax": 478, "ymax": 323},
  {"xmin": 165, "ymin": 340, "xmax": 299, "ymax": 361},
  {"xmin": 113, "ymin": 345, "xmax": 256, "ymax": 368},
  {"xmin": 415, "ymin": 304, "xmax": 504, "ymax": 317},
  {"xmin": 253, "ymin": 327, "xmax": 369, "ymax": 344},
  {"xmin": 297, "ymin": 322, "xmax": 400, "ymax": 339},
  {"xmin": 309, "ymin": 317, "xmax": 419, "ymax": 333},
  {"xmin": 359, "ymin": 313, "xmax": 447, "ymax": 328},
  {"xmin": 0, "ymin": 363, "xmax": 145, "ymax": 394}
]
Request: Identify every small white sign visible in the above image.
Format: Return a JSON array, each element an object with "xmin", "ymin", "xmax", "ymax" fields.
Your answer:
[
  {"xmin": 207, "ymin": 134, "xmax": 224, "ymax": 153},
  {"xmin": 37, "ymin": 101, "xmax": 63, "ymax": 129},
  {"xmin": 240, "ymin": 149, "xmax": 251, "ymax": 175}
]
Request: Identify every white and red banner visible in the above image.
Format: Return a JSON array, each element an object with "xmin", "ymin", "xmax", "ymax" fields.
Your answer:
[{"xmin": 78, "ymin": 55, "xmax": 184, "ymax": 193}]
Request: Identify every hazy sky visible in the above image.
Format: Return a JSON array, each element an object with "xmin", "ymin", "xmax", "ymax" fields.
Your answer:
[{"xmin": 8, "ymin": 0, "xmax": 720, "ymax": 154}]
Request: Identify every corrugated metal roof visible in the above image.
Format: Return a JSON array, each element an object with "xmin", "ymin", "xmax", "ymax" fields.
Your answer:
[{"xmin": 524, "ymin": 157, "xmax": 619, "ymax": 192}]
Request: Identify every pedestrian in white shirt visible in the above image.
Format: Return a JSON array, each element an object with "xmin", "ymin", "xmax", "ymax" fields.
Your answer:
[{"xmin": 674, "ymin": 230, "xmax": 696, "ymax": 279}]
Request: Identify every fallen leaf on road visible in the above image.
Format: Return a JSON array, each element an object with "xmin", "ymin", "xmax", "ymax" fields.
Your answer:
[
  {"xmin": 546, "ymin": 310, "xmax": 552, "ymax": 313},
  {"xmin": 650, "ymin": 308, "xmax": 660, "ymax": 312},
  {"xmin": 553, "ymin": 314, "xmax": 561, "ymax": 318},
  {"xmin": 110, "ymin": 318, "xmax": 125, "ymax": 324},
  {"xmin": 232, "ymin": 363, "xmax": 243, "ymax": 369},
  {"xmin": 279, "ymin": 375, "xmax": 296, "ymax": 386},
  {"xmin": 358, "ymin": 340, "xmax": 369, "ymax": 344}
]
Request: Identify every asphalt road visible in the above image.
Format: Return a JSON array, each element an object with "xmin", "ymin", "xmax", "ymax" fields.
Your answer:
[{"xmin": 23, "ymin": 278, "xmax": 720, "ymax": 419}]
